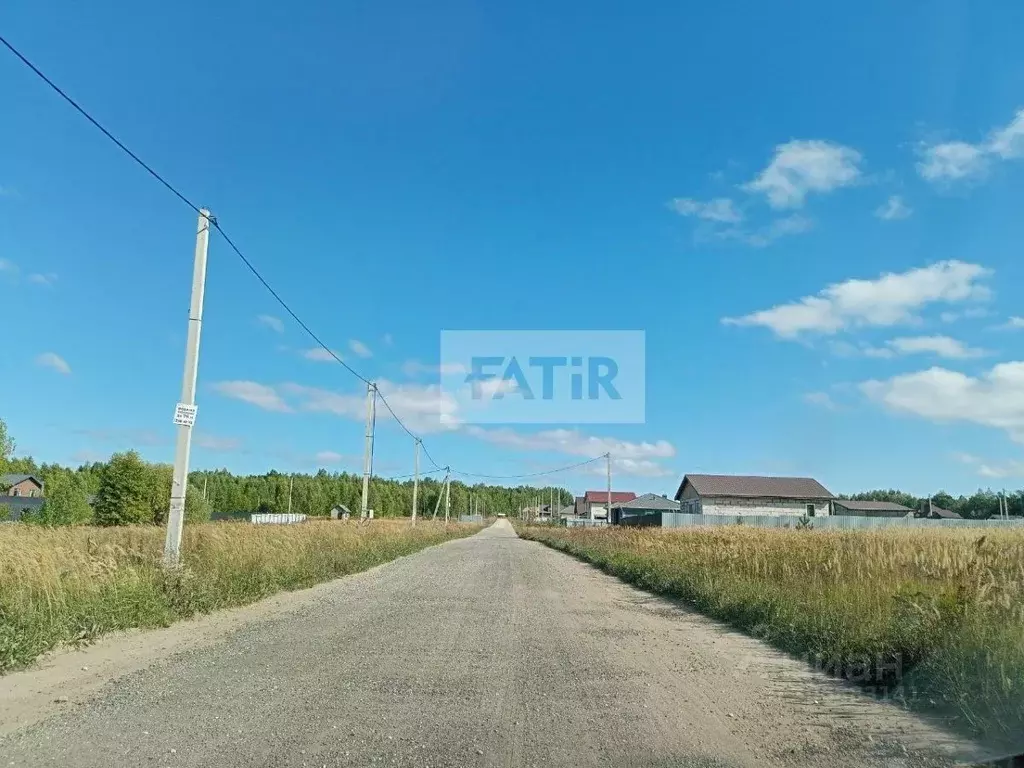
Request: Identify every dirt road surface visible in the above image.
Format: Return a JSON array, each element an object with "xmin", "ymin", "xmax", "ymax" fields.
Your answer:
[{"xmin": 0, "ymin": 521, "xmax": 989, "ymax": 767}]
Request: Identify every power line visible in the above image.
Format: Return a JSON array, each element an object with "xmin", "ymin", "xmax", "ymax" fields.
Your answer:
[
  {"xmin": 0, "ymin": 35, "xmax": 202, "ymax": 215},
  {"xmin": 382, "ymin": 468, "xmax": 444, "ymax": 481},
  {"xmin": 0, "ymin": 35, "xmax": 614, "ymax": 489},
  {"xmin": 451, "ymin": 455, "xmax": 606, "ymax": 481}
]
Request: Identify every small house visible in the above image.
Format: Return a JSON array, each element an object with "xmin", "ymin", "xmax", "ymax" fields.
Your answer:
[
  {"xmin": 674, "ymin": 474, "xmax": 833, "ymax": 517},
  {"xmin": 831, "ymin": 500, "xmax": 914, "ymax": 518},
  {"xmin": 610, "ymin": 493, "xmax": 680, "ymax": 524}
]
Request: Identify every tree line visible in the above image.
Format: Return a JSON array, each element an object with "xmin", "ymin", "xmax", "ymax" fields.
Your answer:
[
  {"xmin": 0, "ymin": 419, "xmax": 570, "ymax": 525},
  {"xmin": 840, "ymin": 488, "xmax": 1023, "ymax": 520}
]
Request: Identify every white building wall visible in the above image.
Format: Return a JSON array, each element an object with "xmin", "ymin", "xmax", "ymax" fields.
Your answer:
[{"xmin": 698, "ymin": 497, "xmax": 830, "ymax": 517}]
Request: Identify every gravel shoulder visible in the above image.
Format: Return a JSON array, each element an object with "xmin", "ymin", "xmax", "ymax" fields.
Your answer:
[{"xmin": 0, "ymin": 520, "xmax": 992, "ymax": 767}]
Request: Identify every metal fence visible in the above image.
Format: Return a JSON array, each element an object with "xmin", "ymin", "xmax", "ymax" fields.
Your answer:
[
  {"xmin": 651, "ymin": 513, "xmax": 1024, "ymax": 530},
  {"xmin": 250, "ymin": 513, "xmax": 307, "ymax": 525},
  {"xmin": 565, "ymin": 518, "xmax": 609, "ymax": 528}
]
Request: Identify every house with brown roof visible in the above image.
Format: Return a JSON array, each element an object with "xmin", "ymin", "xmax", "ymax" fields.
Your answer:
[
  {"xmin": 832, "ymin": 499, "xmax": 914, "ymax": 518},
  {"xmin": 673, "ymin": 474, "xmax": 833, "ymax": 518}
]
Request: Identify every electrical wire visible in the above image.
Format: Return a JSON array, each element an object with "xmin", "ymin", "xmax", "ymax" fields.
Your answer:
[
  {"xmin": 0, "ymin": 35, "xmax": 618, "ymax": 490},
  {"xmin": 451, "ymin": 454, "xmax": 607, "ymax": 481}
]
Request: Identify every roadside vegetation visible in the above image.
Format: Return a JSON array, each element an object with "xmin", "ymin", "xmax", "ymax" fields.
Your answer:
[
  {"xmin": 0, "ymin": 519, "xmax": 479, "ymax": 673},
  {"xmin": 518, "ymin": 524, "xmax": 1024, "ymax": 742}
]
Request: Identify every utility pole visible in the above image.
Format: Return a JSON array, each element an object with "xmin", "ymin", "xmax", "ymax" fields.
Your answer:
[
  {"xmin": 432, "ymin": 469, "xmax": 448, "ymax": 520},
  {"xmin": 550, "ymin": 487, "xmax": 554, "ymax": 524},
  {"xmin": 606, "ymin": 452, "xmax": 612, "ymax": 526},
  {"xmin": 202, "ymin": 476, "xmax": 208, "ymax": 501},
  {"xmin": 360, "ymin": 382, "xmax": 377, "ymax": 520},
  {"xmin": 411, "ymin": 439, "xmax": 420, "ymax": 526},
  {"xmin": 287, "ymin": 474, "xmax": 293, "ymax": 515},
  {"xmin": 164, "ymin": 209, "xmax": 213, "ymax": 568},
  {"xmin": 444, "ymin": 468, "xmax": 452, "ymax": 524}
]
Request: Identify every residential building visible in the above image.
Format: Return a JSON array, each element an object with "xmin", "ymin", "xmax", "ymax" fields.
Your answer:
[
  {"xmin": 674, "ymin": 474, "xmax": 833, "ymax": 517},
  {"xmin": 920, "ymin": 500, "xmax": 963, "ymax": 520},
  {"xmin": 1, "ymin": 474, "xmax": 46, "ymax": 522},
  {"xmin": 832, "ymin": 499, "xmax": 913, "ymax": 518},
  {"xmin": 2, "ymin": 473, "xmax": 44, "ymax": 498},
  {"xmin": 610, "ymin": 493, "xmax": 680, "ymax": 524},
  {"xmin": 579, "ymin": 490, "xmax": 636, "ymax": 520}
]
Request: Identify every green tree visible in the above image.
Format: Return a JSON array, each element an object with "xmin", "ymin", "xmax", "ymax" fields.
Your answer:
[
  {"xmin": 185, "ymin": 484, "xmax": 211, "ymax": 522},
  {"xmin": 34, "ymin": 472, "xmax": 93, "ymax": 526},
  {"xmin": 94, "ymin": 451, "xmax": 151, "ymax": 526},
  {"xmin": 0, "ymin": 417, "xmax": 14, "ymax": 473}
]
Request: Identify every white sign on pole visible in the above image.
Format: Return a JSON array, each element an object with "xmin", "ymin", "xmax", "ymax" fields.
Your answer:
[{"xmin": 173, "ymin": 403, "xmax": 198, "ymax": 428}]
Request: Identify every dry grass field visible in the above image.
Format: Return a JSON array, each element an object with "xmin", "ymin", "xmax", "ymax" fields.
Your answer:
[
  {"xmin": 0, "ymin": 520, "xmax": 479, "ymax": 673},
  {"xmin": 518, "ymin": 524, "xmax": 1024, "ymax": 742}
]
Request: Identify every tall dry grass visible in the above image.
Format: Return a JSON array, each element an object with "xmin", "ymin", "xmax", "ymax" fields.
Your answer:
[
  {"xmin": 0, "ymin": 520, "xmax": 478, "ymax": 672},
  {"xmin": 518, "ymin": 524, "xmax": 1024, "ymax": 742}
]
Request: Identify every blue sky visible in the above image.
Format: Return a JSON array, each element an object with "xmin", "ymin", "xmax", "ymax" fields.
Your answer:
[{"xmin": 3, "ymin": 0, "xmax": 1024, "ymax": 496}]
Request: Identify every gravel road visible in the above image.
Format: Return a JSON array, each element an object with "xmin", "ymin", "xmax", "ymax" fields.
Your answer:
[{"xmin": 0, "ymin": 521, "xmax": 987, "ymax": 767}]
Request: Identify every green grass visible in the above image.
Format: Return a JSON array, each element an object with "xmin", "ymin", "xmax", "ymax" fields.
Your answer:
[
  {"xmin": 517, "ymin": 524, "xmax": 1024, "ymax": 743},
  {"xmin": 0, "ymin": 520, "xmax": 479, "ymax": 673}
]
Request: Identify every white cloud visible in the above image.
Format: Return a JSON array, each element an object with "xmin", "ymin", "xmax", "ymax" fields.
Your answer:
[
  {"xmin": 803, "ymin": 391, "xmax": 838, "ymax": 410},
  {"xmin": 463, "ymin": 426, "xmax": 677, "ymax": 478},
  {"xmin": 951, "ymin": 451, "xmax": 1024, "ymax": 480},
  {"xmin": 194, "ymin": 433, "xmax": 242, "ymax": 452},
  {"xmin": 720, "ymin": 214, "xmax": 813, "ymax": 247},
  {"xmin": 941, "ymin": 307, "xmax": 990, "ymax": 323},
  {"xmin": 35, "ymin": 352, "xmax": 70, "ymax": 375},
  {"xmin": 349, "ymin": 339, "xmax": 372, "ymax": 358},
  {"xmin": 999, "ymin": 316, "xmax": 1024, "ymax": 331},
  {"xmin": 886, "ymin": 335, "xmax": 986, "ymax": 359},
  {"xmin": 917, "ymin": 108, "xmax": 1024, "ymax": 183},
  {"xmin": 463, "ymin": 426, "xmax": 675, "ymax": 461},
  {"xmin": 315, "ymin": 450, "xmax": 350, "ymax": 465},
  {"xmin": 985, "ymin": 108, "xmax": 1024, "ymax": 159},
  {"xmin": 579, "ymin": 457, "xmax": 676, "ymax": 478},
  {"xmin": 916, "ymin": 142, "xmax": 988, "ymax": 182},
  {"xmin": 0, "ymin": 259, "xmax": 18, "ymax": 274},
  {"xmin": 743, "ymin": 140, "xmax": 862, "ymax": 209},
  {"xmin": 669, "ymin": 197, "xmax": 743, "ymax": 223},
  {"xmin": 724, "ymin": 260, "xmax": 992, "ymax": 339},
  {"xmin": 27, "ymin": 272, "xmax": 58, "ymax": 286},
  {"xmin": 874, "ymin": 195, "xmax": 912, "ymax": 221},
  {"xmin": 257, "ymin": 315, "xmax": 284, "ymax": 334},
  {"xmin": 283, "ymin": 379, "xmax": 459, "ymax": 433},
  {"xmin": 402, "ymin": 360, "xmax": 468, "ymax": 377},
  {"xmin": 212, "ymin": 380, "xmax": 292, "ymax": 412},
  {"xmin": 302, "ymin": 347, "xmax": 341, "ymax": 363},
  {"xmin": 861, "ymin": 361, "xmax": 1024, "ymax": 442}
]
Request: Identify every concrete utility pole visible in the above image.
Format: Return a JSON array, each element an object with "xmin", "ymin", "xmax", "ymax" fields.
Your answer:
[
  {"xmin": 606, "ymin": 452, "xmax": 612, "ymax": 525},
  {"xmin": 360, "ymin": 382, "xmax": 377, "ymax": 520},
  {"xmin": 431, "ymin": 475, "xmax": 445, "ymax": 520},
  {"xmin": 411, "ymin": 439, "xmax": 420, "ymax": 526},
  {"xmin": 164, "ymin": 209, "xmax": 213, "ymax": 568},
  {"xmin": 444, "ymin": 469, "xmax": 452, "ymax": 524},
  {"xmin": 287, "ymin": 475, "xmax": 293, "ymax": 515}
]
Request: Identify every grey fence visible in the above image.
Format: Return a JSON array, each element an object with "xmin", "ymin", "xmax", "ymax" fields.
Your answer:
[
  {"xmin": 651, "ymin": 513, "xmax": 1024, "ymax": 530},
  {"xmin": 565, "ymin": 518, "xmax": 609, "ymax": 528}
]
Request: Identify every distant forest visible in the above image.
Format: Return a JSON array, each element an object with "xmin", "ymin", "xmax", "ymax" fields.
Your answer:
[{"xmin": 2, "ymin": 418, "xmax": 1019, "ymax": 525}]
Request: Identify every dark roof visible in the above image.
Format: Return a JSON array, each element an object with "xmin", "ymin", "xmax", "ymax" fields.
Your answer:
[
  {"xmin": 1, "ymin": 473, "xmax": 42, "ymax": 488},
  {"xmin": 583, "ymin": 491, "xmax": 637, "ymax": 504},
  {"xmin": 833, "ymin": 500, "xmax": 913, "ymax": 512},
  {"xmin": 675, "ymin": 474, "xmax": 833, "ymax": 501},
  {"xmin": 613, "ymin": 493, "xmax": 680, "ymax": 511},
  {"xmin": 929, "ymin": 505, "xmax": 962, "ymax": 519}
]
